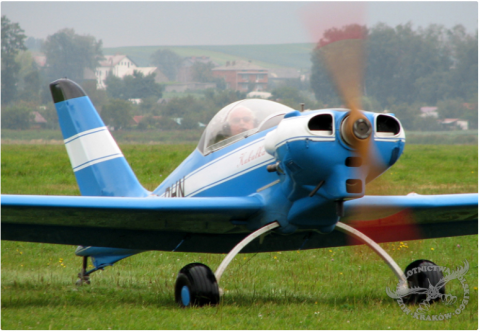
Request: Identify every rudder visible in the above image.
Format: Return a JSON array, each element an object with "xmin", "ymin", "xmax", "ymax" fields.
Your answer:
[{"xmin": 50, "ymin": 78, "xmax": 149, "ymax": 197}]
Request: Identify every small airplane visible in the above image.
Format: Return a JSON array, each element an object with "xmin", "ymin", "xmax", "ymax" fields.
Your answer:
[{"xmin": 2, "ymin": 30, "xmax": 477, "ymax": 308}]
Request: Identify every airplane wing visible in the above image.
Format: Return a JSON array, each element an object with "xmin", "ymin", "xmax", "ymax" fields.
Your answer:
[
  {"xmin": 2, "ymin": 193, "xmax": 477, "ymax": 253},
  {"xmin": 1, "ymin": 194, "xmax": 263, "ymax": 252},
  {"xmin": 341, "ymin": 193, "xmax": 478, "ymax": 243}
]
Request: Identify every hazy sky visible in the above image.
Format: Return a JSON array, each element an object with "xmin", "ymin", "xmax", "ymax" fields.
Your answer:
[{"xmin": 2, "ymin": 2, "xmax": 478, "ymax": 48}]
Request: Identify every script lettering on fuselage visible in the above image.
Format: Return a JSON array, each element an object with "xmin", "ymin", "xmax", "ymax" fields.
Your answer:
[
  {"xmin": 238, "ymin": 146, "xmax": 266, "ymax": 167},
  {"xmin": 164, "ymin": 177, "xmax": 185, "ymax": 197}
]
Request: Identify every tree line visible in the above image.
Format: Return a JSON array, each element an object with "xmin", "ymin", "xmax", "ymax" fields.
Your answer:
[
  {"xmin": 2, "ymin": 15, "xmax": 477, "ymax": 132},
  {"xmin": 311, "ymin": 23, "xmax": 478, "ymax": 130}
]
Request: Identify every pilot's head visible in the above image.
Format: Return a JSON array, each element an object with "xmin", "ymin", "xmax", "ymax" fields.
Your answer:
[{"xmin": 227, "ymin": 106, "xmax": 255, "ymax": 136}]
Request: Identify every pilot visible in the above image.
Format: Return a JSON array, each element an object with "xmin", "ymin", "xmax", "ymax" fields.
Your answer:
[{"xmin": 227, "ymin": 105, "xmax": 256, "ymax": 136}]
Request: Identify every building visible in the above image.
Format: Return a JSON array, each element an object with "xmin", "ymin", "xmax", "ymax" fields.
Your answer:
[
  {"xmin": 212, "ymin": 60, "xmax": 268, "ymax": 92},
  {"xmin": 420, "ymin": 106, "xmax": 439, "ymax": 118},
  {"xmin": 95, "ymin": 55, "xmax": 168, "ymax": 89},
  {"xmin": 131, "ymin": 115, "xmax": 163, "ymax": 125},
  {"xmin": 177, "ymin": 56, "xmax": 216, "ymax": 82},
  {"xmin": 268, "ymin": 68, "xmax": 304, "ymax": 88},
  {"xmin": 247, "ymin": 91, "xmax": 272, "ymax": 99},
  {"xmin": 96, "ymin": 55, "xmax": 136, "ymax": 89},
  {"xmin": 29, "ymin": 111, "xmax": 47, "ymax": 129},
  {"xmin": 32, "ymin": 54, "xmax": 46, "ymax": 68},
  {"xmin": 440, "ymin": 119, "xmax": 469, "ymax": 130}
]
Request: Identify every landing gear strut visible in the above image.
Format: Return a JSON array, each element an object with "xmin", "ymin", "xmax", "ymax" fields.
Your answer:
[
  {"xmin": 174, "ymin": 222, "xmax": 280, "ymax": 307},
  {"xmin": 335, "ymin": 221, "xmax": 409, "ymax": 293},
  {"xmin": 336, "ymin": 222, "xmax": 444, "ymax": 302},
  {"xmin": 175, "ymin": 221, "xmax": 438, "ymax": 307},
  {"xmin": 76, "ymin": 256, "xmax": 93, "ymax": 286}
]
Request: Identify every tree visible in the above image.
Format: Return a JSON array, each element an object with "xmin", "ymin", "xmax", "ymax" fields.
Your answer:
[
  {"xmin": 180, "ymin": 112, "xmax": 199, "ymax": 129},
  {"xmin": 105, "ymin": 74, "xmax": 126, "ymax": 99},
  {"xmin": 1, "ymin": 101, "xmax": 34, "ymax": 129},
  {"xmin": 150, "ymin": 49, "xmax": 182, "ymax": 81},
  {"xmin": 192, "ymin": 62, "xmax": 214, "ymax": 82},
  {"xmin": 123, "ymin": 71, "xmax": 163, "ymax": 99},
  {"xmin": 42, "ymin": 28, "xmax": 103, "ymax": 83},
  {"xmin": 1, "ymin": 15, "xmax": 27, "ymax": 105},
  {"xmin": 270, "ymin": 86, "xmax": 319, "ymax": 110},
  {"xmin": 445, "ymin": 26, "xmax": 478, "ymax": 101},
  {"xmin": 106, "ymin": 71, "xmax": 163, "ymax": 100},
  {"xmin": 101, "ymin": 99, "xmax": 134, "ymax": 130},
  {"xmin": 163, "ymin": 96, "xmax": 197, "ymax": 117},
  {"xmin": 81, "ymin": 80, "xmax": 108, "ymax": 110},
  {"xmin": 437, "ymin": 99, "xmax": 467, "ymax": 119},
  {"xmin": 310, "ymin": 46, "xmax": 340, "ymax": 107},
  {"xmin": 15, "ymin": 50, "xmax": 41, "ymax": 102},
  {"xmin": 310, "ymin": 22, "xmax": 477, "ymax": 110},
  {"xmin": 139, "ymin": 96, "xmax": 162, "ymax": 116},
  {"xmin": 38, "ymin": 103, "xmax": 58, "ymax": 130},
  {"xmin": 25, "ymin": 36, "xmax": 43, "ymax": 51}
]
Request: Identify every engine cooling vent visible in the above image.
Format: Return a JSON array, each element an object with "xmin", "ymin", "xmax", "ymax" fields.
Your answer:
[
  {"xmin": 376, "ymin": 115, "xmax": 401, "ymax": 137},
  {"xmin": 308, "ymin": 114, "xmax": 333, "ymax": 135}
]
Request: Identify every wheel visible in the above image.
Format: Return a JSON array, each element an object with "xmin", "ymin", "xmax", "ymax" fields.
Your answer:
[
  {"xmin": 75, "ymin": 278, "xmax": 91, "ymax": 286},
  {"xmin": 404, "ymin": 259, "xmax": 445, "ymax": 304},
  {"xmin": 175, "ymin": 263, "xmax": 220, "ymax": 307}
]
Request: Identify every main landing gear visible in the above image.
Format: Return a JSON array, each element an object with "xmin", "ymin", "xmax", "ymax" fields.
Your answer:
[
  {"xmin": 174, "ymin": 221, "xmax": 443, "ymax": 307},
  {"xmin": 175, "ymin": 222, "xmax": 280, "ymax": 307},
  {"xmin": 403, "ymin": 259, "xmax": 445, "ymax": 304}
]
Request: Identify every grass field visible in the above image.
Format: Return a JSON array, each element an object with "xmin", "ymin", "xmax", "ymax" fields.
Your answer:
[
  {"xmin": 2, "ymin": 128, "xmax": 477, "ymax": 145},
  {"xmin": 1, "ymin": 144, "xmax": 478, "ymax": 329}
]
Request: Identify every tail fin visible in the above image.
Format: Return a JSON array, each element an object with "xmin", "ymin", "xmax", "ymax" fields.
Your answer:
[{"xmin": 50, "ymin": 78, "xmax": 149, "ymax": 197}]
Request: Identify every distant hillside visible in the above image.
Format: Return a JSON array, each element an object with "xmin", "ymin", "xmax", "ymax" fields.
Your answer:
[{"xmin": 103, "ymin": 43, "xmax": 314, "ymax": 71}]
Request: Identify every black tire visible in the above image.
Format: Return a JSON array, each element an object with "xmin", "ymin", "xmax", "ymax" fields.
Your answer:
[
  {"xmin": 404, "ymin": 259, "xmax": 445, "ymax": 304},
  {"xmin": 175, "ymin": 263, "xmax": 220, "ymax": 307}
]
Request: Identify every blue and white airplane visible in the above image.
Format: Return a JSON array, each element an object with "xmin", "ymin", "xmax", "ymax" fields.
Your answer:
[
  {"xmin": 2, "ymin": 30, "xmax": 478, "ymax": 306},
  {"xmin": 2, "ymin": 77, "xmax": 477, "ymax": 307}
]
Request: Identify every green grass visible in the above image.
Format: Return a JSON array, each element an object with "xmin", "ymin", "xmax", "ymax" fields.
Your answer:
[
  {"xmin": 406, "ymin": 131, "xmax": 478, "ymax": 145},
  {"xmin": 1, "ymin": 144, "xmax": 478, "ymax": 329},
  {"xmin": 1, "ymin": 129, "xmax": 204, "ymax": 145},
  {"xmin": 2, "ymin": 129, "xmax": 477, "ymax": 145}
]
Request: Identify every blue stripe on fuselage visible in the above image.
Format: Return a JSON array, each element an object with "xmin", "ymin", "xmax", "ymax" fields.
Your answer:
[{"xmin": 55, "ymin": 96, "xmax": 105, "ymax": 139}]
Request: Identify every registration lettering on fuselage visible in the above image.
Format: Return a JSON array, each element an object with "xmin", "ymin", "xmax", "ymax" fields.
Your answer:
[{"xmin": 164, "ymin": 177, "xmax": 185, "ymax": 197}]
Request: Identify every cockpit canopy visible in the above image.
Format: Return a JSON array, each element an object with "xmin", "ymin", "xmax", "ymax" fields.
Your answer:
[{"xmin": 198, "ymin": 99, "xmax": 294, "ymax": 154}]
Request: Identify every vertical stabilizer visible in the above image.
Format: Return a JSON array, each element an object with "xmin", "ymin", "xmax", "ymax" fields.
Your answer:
[{"xmin": 50, "ymin": 78, "xmax": 149, "ymax": 197}]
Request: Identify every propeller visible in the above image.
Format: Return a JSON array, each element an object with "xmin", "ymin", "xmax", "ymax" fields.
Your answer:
[
  {"xmin": 300, "ymin": 3, "xmax": 419, "ymax": 244},
  {"xmin": 301, "ymin": 2, "xmax": 381, "ymax": 184}
]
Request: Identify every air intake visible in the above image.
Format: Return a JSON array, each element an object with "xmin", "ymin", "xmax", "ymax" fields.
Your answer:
[
  {"xmin": 308, "ymin": 114, "xmax": 333, "ymax": 135},
  {"xmin": 376, "ymin": 115, "xmax": 401, "ymax": 137}
]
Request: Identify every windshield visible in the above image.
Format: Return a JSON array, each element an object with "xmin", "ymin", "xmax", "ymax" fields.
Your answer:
[{"xmin": 200, "ymin": 99, "xmax": 294, "ymax": 154}]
